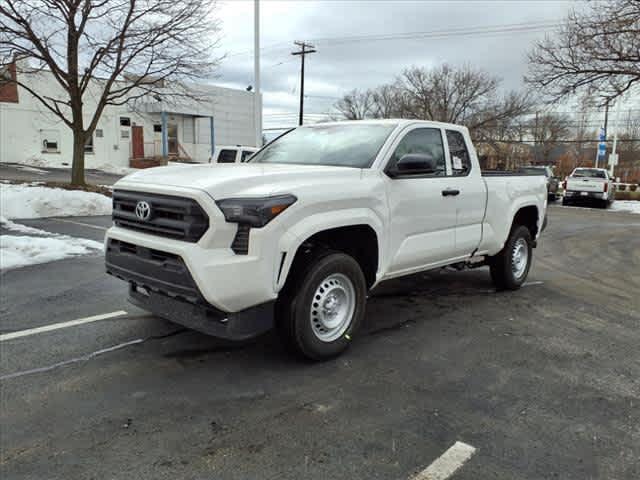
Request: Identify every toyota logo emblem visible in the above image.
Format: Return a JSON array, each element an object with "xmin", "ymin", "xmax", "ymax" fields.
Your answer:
[{"xmin": 135, "ymin": 201, "xmax": 152, "ymax": 221}]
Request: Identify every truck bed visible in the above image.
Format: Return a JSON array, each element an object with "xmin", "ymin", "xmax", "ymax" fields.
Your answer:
[{"xmin": 482, "ymin": 170, "xmax": 545, "ymax": 177}]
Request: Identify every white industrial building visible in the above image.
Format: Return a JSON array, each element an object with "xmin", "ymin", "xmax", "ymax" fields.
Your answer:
[{"xmin": 0, "ymin": 63, "xmax": 258, "ymax": 169}]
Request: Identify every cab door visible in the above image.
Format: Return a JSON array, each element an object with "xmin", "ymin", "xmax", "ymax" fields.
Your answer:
[
  {"xmin": 384, "ymin": 126, "xmax": 460, "ymax": 275},
  {"xmin": 443, "ymin": 129, "xmax": 485, "ymax": 256}
]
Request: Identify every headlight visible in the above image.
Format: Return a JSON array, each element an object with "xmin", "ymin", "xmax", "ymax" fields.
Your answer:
[{"xmin": 216, "ymin": 194, "xmax": 297, "ymax": 227}]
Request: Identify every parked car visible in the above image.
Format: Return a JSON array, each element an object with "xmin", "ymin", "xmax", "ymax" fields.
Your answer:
[
  {"xmin": 519, "ymin": 165, "xmax": 560, "ymax": 201},
  {"xmin": 106, "ymin": 120, "xmax": 547, "ymax": 360},
  {"xmin": 562, "ymin": 167, "xmax": 615, "ymax": 208},
  {"xmin": 210, "ymin": 145, "xmax": 258, "ymax": 164}
]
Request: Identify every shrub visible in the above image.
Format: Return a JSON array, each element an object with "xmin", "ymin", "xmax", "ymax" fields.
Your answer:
[
  {"xmin": 630, "ymin": 184, "xmax": 638, "ymax": 192},
  {"xmin": 618, "ymin": 184, "xmax": 627, "ymax": 191}
]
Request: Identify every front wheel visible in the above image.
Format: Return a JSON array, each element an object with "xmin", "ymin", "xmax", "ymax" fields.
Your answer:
[
  {"xmin": 489, "ymin": 225, "xmax": 533, "ymax": 290},
  {"xmin": 276, "ymin": 252, "xmax": 367, "ymax": 361}
]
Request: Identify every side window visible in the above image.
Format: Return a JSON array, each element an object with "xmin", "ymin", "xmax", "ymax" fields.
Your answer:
[
  {"xmin": 446, "ymin": 130, "xmax": 471, "ymax": 176},
  {"xmin": 218, "ymin": 149, "xmax": 237, "ymax": 163},
  {"xmin": 388, "ymin": 128, "xmax": 446, "ymax": 176},
  {"xmin": 241, "ymin": 150, "xmax": 254, "ymax": 162}
]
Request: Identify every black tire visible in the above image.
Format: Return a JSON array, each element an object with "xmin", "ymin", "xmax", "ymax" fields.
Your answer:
[
  {"xmin": 489, "ymin": 225, "xmax": 533, "ymax": 290},
  {"xmin": 562, "ymin": 198, "xmax": 569, "ymax": 206},
  {"xmin": 548, "ymin": 193, "xmax": 557, "ymax": 202},
  {"xmin": 276, "ymin": 251, "xmax": 367, "ymax": 361}
]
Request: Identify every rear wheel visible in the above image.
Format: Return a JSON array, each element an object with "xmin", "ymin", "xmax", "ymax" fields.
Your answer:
[
  {"xmin": 489, "ymin": 225, "xmax": 533, "ymax": 290},
  {"xmin": 276, "ymin": 251, "xmax": 367, "ymax": 361}
]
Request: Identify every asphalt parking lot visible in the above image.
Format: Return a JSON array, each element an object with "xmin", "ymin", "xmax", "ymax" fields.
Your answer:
[{"xmin": 1, "ymin": 205, "xmax": 639, "ymax": 480}]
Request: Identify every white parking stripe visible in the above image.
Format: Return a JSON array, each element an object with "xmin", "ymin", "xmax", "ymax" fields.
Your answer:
[
  {"xmin": 412, "ymin": 441, "xmax": 477, "ymax": 480},
  {"xmin": 0, "ymin": 311, "xmax": 127, "ymax": 341},
  {"xmin": 49, "ymin": 218, "xmax": 109, "ymax": 231}
]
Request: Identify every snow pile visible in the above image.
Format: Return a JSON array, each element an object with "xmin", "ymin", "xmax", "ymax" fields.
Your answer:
[
  {"xmin": 0, "ymin": 216, "xmax": 52, "ymax": 235},
  {"xmin": 0, "ymin": 183, "xmax": 111, "ymax": 219},
  {"xmin": 611, "ymin": 201, "xmax": 640, "ymax": 215},
  {"xmin": 1, "ymin": 234, "xmax": 103, "ymax": 271}
]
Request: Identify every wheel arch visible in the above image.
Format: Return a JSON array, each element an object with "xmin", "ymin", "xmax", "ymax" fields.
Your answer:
[{"xmin": 277, "ymin": 211, "xmax": 383, "ymax": 291}]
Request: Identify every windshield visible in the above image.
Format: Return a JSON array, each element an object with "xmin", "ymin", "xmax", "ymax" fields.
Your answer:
[
  {"xmin": 572, "ymin": 168, "xmax": 606, "ymax": 179},
  {"xmin": 250, "ymin": 123, "xmax": 398, "ymax": 168}
]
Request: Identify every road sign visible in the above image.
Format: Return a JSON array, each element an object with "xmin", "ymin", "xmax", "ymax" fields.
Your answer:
[{"xmin": 608, "ymin": 153, "xmax": 618, "ymax": 166}]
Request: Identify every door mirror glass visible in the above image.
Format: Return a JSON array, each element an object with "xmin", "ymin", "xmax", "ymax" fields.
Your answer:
[{"xmin": 392, "ymin": 153, "xmax": 437, "ymax": 176}]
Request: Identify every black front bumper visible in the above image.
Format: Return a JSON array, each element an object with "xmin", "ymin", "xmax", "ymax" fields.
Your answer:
[{"xmin": 106, "ymin": 239, "xmax": 274, "ymax": 341}]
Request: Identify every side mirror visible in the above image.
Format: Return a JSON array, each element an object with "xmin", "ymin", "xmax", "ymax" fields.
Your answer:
[{"xmin": 389, "ymin": 153, "xmax": 437, "ymax": 177}]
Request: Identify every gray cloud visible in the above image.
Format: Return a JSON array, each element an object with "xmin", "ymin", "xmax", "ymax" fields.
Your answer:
[{"xmin": 215, "ymin": 0, "xmax": 580, "ymax": 128}]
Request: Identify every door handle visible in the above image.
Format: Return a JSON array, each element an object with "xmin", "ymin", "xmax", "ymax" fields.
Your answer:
[{"xmin": 442, "ymin": 188, "xmax": 460, "ymax": 197}]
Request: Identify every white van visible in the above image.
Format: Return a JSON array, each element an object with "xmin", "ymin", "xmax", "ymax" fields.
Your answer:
[{"xmin": 210, "ymin": 146, "xmax": 259, "ymax": 164}]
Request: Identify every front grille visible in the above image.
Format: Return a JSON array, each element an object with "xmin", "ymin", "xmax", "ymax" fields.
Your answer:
[
  {"xmin": 112, "ymin": 190, "xmax": 209, "ymax": 242},
  {"xmin": 231, "ymin": 224, "xmax": 251, "ymax": 255}
]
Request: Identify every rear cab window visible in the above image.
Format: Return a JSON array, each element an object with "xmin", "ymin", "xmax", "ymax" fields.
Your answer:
[
  {"xmin": 218, "ymin": 149, "xmax": 238, "ymax": 163},
  {"xmin": 445, "ymin": 130, "xmax": 471, "ymax": 176}
]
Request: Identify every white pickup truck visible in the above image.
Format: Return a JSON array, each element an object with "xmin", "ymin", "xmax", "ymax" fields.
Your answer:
[
  {"xmin": 106, "ymin": 120, "xmax": 547, "ymax": 360},
  {"xmin": 562, "ymin": 167, "xmax": 615, "ymax": 208}
]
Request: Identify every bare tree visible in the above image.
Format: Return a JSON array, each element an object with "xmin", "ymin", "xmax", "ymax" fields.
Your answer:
[
  {"xmin": 334, "ymin": 88, "xmax": 375, "ymax": 120},
  {"xmin": 531, "ymin": 113, "xmax": 571, "ymax": 164},
  {"xmin": 0, "ymin": 0, "xmax": 221, "ymax": 185},
  {"xmin": 395, "ymin": 64, "xmax": 531, "ymax": 139},
  {"xmin": 527, "ymin": 0, "xmax": 640, "ymax": 104},
  {"xmin": 370, "ymin": 83, "xmax": 403, "ymax": 119}
]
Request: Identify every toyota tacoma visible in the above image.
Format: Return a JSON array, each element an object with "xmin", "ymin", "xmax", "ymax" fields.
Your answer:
[{"xmin": 106, "ymin": 120, "xmax": 547, "ymax": 360}]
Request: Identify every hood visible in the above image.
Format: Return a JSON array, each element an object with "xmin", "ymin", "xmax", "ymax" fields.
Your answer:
[{"xmin": 115, "ymin": 163, "xmax": 363, "ymax": 199}]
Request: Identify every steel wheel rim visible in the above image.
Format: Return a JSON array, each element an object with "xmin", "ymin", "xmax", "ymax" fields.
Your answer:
[
  {"xmin": 310, "ymin": 273, "xmax": 356, "ymax": 342},
  {"xmin": 511, "ymin": 238, "xmax": 529, "ymax": 280}
]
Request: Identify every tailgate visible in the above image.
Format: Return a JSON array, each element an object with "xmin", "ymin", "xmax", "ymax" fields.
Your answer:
[{"xmin": 566, "ymin": 178, "xmax": 605, "ymax": 192}]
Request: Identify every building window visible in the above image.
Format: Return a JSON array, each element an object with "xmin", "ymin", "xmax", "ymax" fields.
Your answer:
[
  {"xmin": 120, "ymin": 129, "xmax": 130, "ymax": 139},
  {"xmin": 95, "ymin": 129, "xmax": 103, "ymax": 138},
  {"xmin": 153, "ymin": 124, "xmax": 162, "ymax": 133},
  {"xmin": 120, "ymin": 117, "xmax": 131, "ymax": 127},
  {"xmin": 0, "ymin": 65, "xmax": 11, "ymax": 83},
  {"xmin": 40, "ymin": 130, "xmax": 60, "ymax": 153},
  {"xmin": 84, "ymin": 135, "xmax": 94, "ymax": 154}
]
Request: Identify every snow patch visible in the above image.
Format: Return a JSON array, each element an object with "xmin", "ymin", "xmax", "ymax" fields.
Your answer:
[
  {"xmin": 1, "ymin": 216, "xmax": 52, "ymax": 236},
  {"xmin": 611, "ymin": 201, "xmax": 640, "ymax": 215},
  {"xmin": 0, "ymin": 234, "xmax": 103, "ymax": 271},
  {"xmin": 0, "ymin": 183, "xmax": 111, "ymax": 219}
]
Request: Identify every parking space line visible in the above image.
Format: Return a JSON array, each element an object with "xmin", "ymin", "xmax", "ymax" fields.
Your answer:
[
  {"xmin": 48, "ymin": 218, "xmax": 109, "ymax": 231},
  {"xmin": 412, "ymin": 441, "xmax": 477, "ymax": 480},
  {"xmin": 0, "ymin": 311, "xmax": 128, "ymax": 341}
]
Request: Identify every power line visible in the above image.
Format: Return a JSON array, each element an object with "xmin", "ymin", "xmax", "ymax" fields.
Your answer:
[
  {"xmin": 309, "ymin": 21, "xmax": 560, "ymax": 46},
  {"xmin": 226, "ymin": 20, "xmax": 561, "ymax": 59}
]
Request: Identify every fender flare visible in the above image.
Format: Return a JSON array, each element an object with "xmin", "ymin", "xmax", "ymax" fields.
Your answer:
[{"xmin": 275, "ymin": 208, "xmax": 384, "ymax": 291}]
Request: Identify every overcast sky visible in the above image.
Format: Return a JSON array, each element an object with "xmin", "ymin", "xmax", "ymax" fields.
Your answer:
[{"xmin": 213, "ymin": 0, "xmax": 581, "ymax": 129}]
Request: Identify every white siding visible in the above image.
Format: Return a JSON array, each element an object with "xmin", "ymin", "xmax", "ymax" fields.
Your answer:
[{"xmin": 0, "ymin": 71, "xmax": 257, "ymax": 166}]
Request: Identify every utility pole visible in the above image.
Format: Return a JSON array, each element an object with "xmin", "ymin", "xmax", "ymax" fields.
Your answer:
[
  {"xmin": 291, "ymin": 41, "xmax": 316, "ymax": 126},
  {"xmin": 254, "ymin": 0, "xmax": 262, "ymax": 147}
]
